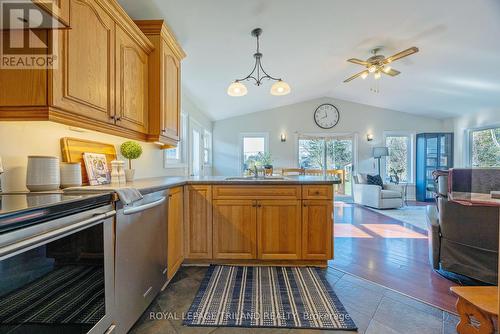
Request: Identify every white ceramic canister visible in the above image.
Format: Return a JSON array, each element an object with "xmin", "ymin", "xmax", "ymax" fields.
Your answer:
[
  {"xmin": 60, "ymin": 162, "xmax": 82, "ymax": 188},
  {"xmin": 26, "ymin": 156, "xmax": 60, "ymax": 191}
]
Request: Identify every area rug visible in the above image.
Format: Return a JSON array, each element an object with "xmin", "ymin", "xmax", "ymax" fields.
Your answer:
[
  {"xmin": 184, "ymin": 265, "xmax": 357, "ymax": 330},
  {"xmin": 367, "ymin": 205, "xmax": 428, "ymax": 231}
]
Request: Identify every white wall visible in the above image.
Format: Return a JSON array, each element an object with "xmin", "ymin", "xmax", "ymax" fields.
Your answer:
[
  {"xmin": 213, "ymin": 97, "xmax": 450, "ymax": 179},
  {"xmin": 0, "ymin": 93, "xmax": 212, "ymax": 192},
  {"xmin": 446, "ymin": 109, "xmax": 500, "ymax": 167}
]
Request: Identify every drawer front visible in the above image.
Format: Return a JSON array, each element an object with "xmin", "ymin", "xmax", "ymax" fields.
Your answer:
[
  {"xmin": 302, "ymin": 185, "xmax": 333, "ymax": 200},
  {"xmin": 213, "ymin": 186, "xmax": 301, "ymax": 200}
]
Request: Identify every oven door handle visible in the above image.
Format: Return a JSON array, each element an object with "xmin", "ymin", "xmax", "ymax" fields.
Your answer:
[
  {"xmin": 123, "ymin": 197, "xmax": 166, "ymax": 215},
  {"xmin": 0, "ymin": 210, "xmax": 116, "ymax": 258}
]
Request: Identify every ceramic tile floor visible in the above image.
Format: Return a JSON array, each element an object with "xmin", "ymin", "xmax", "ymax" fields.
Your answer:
[{"xmin": 130, "ymin": 266, "xmax": 460, "ymax": 334}]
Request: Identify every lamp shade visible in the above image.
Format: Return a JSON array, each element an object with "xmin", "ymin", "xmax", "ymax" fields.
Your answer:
[
  {"xmin": 373, "ymin": 147, "xmax": 389, "ymax": 158},
  {"xmin": 227, "ymin": 81, "xmax": 248, "ymax": 97},
  {"xmin": 270, "ymin": 80, "xmax": 291, "ymax": 96}
]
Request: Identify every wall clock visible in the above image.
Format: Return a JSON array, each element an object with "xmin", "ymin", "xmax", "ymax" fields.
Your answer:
[{"xmin": 314, "ymin": 104, "xmax": 340, "ymax": 129}]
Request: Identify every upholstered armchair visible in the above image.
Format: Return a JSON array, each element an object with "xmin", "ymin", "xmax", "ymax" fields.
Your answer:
[
  {"xmin": 353, "ymin": 173, "xmax": 404, "ymax": 209},
  {"xmin": 426, "ymin": 169, "xmax": 500, "ymax": 284}
]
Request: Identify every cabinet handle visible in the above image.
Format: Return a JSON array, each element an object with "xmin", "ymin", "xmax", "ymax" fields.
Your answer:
[
  {"xmin": 110, "ymin": 115, "xmax": 115, "ymax": 120},
  {"xmin": 315, "ymin": 191, "xmax": 320, "ymax": 195},
  {"xmin": 303, "ymin": 204, "xmax": 308, "ymax": 207},
  {"xmin": 162, "ymin": 129, "xmax": 166, "ymax": 133},
  {"xmin": 116, "ymin": 116, "xmax": 122, "ymax": 121}
]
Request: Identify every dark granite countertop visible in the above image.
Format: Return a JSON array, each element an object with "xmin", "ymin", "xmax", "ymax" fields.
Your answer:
[{"xmin": 64, "ymin": 175, "xmax": 341, "ymax": 195}]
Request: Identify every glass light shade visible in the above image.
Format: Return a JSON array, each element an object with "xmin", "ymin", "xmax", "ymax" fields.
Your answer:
[
  {"xmin": 373, "ymin": 147, "xmax": 389, "ymax": 158},
  {"xmin": 383, "ymin": 66, "xmax": 392, "ymax": 73},
  {"xmin": 374, "ymin": 71, "xmax": 382, "ymax": 80},
  {"xmin": 368, "ymin": 65, "xmax": 377, "ymax": 73},
  {"xmin": 361, "ymin": 72, "xmax": 369, "ymax": 80},
  {"xmin": 270, "ymin": 80, "xmax": 291, "ymax": 96},
  {"xmin": 227, "ymin": 81, "xmax": 248, "ymax": 97}
]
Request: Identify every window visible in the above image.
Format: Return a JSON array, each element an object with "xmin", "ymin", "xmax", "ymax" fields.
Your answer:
[
  {"xmin": 164, "ymin": 112, "xmax": 187, "ymax": 167},
  {"xmin": 240, "ymin": 133, "xmax": 268, "ymax": 171},
  {"xmin": 385, "ymin": 134, "xmax": 411, "ymax": 183},
  {"xmin": 469, "ymin": 126, "xmax": 500, "ymax": 167},
  {"xmin": 203, "ymin": 130, "xmax": 212, "ymax": 166}
]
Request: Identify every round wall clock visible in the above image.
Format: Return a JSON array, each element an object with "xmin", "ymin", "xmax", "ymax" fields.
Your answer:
[{"xmin": 314, "ymin": 104, "xmax": 340, "ymax": 129}]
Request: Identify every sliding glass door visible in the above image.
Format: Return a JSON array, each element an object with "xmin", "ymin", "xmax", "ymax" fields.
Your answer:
[{"xmin": 298, "ymin": 134, "xmax": 355, "ymax": 196}]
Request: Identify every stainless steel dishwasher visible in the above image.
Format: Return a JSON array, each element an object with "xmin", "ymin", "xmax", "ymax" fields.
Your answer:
[{"xmin": 115, "ymin": 190, "xmax": 169, "ymax": 334}]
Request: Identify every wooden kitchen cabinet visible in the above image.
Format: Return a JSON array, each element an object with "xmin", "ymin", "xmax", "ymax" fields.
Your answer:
[
  {"xmin": 302, "ymin": 200, "xmax": 333, "ymax": 260},
  {"xmin": 115, "ymin": 25, "xmax": 149, "ymax": 134},
  {"xmin": 33, "ymin": 0, "xmax": 71, "ymax": 27},
  {"xmin": 213, "ymin": 200, "xmax": 257, "ymax": 259},
  {"xmin": 257, "ymin": 200, "xmax": 302, "ymax": 260},
  {"xmin": 135, "ymin": 20, "xmax": 186, "ymax": 146},
  {"xmin": 0, "ymin": 0, "xmax": 155, "ymax": 141},
  {"xmin": 52, "ymin": 0, "xmax": 116, "ymax": 125},
  {"xmin": 184, "ymin": 185, "xmax": 212, "ymax": 259},
  {"xmin": 167, "ymin": 187, "xmax": 184, "ymax": 280}
]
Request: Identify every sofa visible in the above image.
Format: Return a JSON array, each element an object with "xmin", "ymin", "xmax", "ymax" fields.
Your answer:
[
  {"xmin": 426, "ymin": 168, "xmax": 500, "ymax": 284},
  {"xmin": 353, "ymin": 173, "xmax": 404, "ymax": 209}
]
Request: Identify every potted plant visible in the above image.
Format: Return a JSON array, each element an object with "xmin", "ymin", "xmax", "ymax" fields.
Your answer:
[{"xmin": 120, "ymin": 141, "xmax": 143, "ymax": 182}]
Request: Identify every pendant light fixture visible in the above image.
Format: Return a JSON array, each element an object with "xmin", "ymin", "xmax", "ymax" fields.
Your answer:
[{"xmin": 227, "ymin": 28, "xmax": 291, "ymax": 97}]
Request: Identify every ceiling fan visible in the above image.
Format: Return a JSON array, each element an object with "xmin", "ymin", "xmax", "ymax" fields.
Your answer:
[{"xmin": 343, "ymin": 46, "xmax": 419, "ymax": 83}]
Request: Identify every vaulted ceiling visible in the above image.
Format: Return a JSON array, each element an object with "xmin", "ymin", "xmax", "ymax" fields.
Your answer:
[{"xmin": 118, "ymin": 0, "xmax": 500, "ymax": 120}]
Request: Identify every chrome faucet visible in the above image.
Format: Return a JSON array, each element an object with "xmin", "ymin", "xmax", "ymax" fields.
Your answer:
[{"xmin": 248, "ymin": 165, "xmax": 259, "ymax": 178}]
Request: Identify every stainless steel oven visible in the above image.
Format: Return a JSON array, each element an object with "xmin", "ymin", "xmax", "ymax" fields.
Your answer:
[{"xmin": 0, "ymin": 204, "xmax": 116, "ymax": 334}]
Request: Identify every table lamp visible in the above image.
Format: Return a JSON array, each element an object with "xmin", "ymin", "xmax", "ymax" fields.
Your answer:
[{"xmin": 373, "ymin": 147, "xmax": 389, "ymax": 176}]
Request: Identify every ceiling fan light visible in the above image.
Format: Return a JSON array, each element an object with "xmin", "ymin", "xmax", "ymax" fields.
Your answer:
[
  {"xmin": 374, "ymin": 71, "xmax": 381, "ymax": 80},
  {"xmin": 227, "ymin": 81, "xmax": 248, "ymax": 97},
  {"xmin": 270, "ymin": 80, "xmax": 291, "ymax": 96},
  {"xmin": 361, "ymin": 72, "xmax": 369, "ymax": 80},
  {"xmin": 368, "ymin": 65, "xmax": 377, "ymax": 73},
  {"xmin": 383, "ymin": 66, "xmax": 392, "ymax": 73}
]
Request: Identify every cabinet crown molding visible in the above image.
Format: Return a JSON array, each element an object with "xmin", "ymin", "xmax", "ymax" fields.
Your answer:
[{"xmin": 135, "ymin": 19, "xmax": 186, "ymax": 60}]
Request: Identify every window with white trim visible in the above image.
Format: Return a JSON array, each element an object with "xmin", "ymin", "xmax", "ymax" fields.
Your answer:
[
  {"xmin": 468, "ymin": 126, "xmax": 500, "ymax": 167},
  {"xmin": 385, "ymin": 134, "xmax": 412, "ymax": 183},
  {"xmin": 164, "ymin": 112, "xmax": 187, "ymax": 167},
  {"xmin": 240, "ymin": 133, "xmax": 269, "ymax": 171},
  {"xmin": 203, "ymin": 130, "xmax": 212, "ymax": 166}
]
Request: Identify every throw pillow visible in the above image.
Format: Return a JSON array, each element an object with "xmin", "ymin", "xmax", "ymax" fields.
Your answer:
[{"xmin": 367, "ymin": 174, "xmax": 384, "ymax": 187}]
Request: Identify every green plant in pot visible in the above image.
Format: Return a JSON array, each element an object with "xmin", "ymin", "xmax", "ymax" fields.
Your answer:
[{"xmin": 120, "ymin": 141, "xmax": 143, "ymax": 182}]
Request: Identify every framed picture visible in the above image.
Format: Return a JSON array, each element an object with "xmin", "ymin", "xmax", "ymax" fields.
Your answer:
[{"xmin": 83, "ymin": 153, "xmax": 110, "ymax": 185}]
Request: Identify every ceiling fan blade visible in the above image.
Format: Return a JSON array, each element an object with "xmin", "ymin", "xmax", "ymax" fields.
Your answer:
[
  {"xmin": 344, "ymin": 70, "xmax": 369, "ymax": 83},
  {"xmin": 383, "ymin": 68, "xmax": 401, "ymax": 76},
  {"xmin": 347, "ymin": 58, "xmax": 369, "ymax": 66},
  {"xmin": 384, "ymin": 47, "xmax": 419, "ymax": 64}
]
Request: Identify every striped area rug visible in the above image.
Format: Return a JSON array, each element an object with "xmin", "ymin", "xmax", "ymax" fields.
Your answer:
[
  {"xmin": 0, "ymin": 265, "xmax": 105, "ymax": 326},
  {"xmin": 184, "ymin": 266, "xmax": 357, "ymax": 330}
]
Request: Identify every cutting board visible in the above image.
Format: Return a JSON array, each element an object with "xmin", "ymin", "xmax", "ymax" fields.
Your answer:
[{"xmin": 60, "ymin": 137, "xmax": 117, "ymax": 185}]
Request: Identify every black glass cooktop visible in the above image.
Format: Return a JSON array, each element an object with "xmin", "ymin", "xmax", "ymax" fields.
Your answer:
[{"xmin": 0, "ymin": 193, "xmax": 113, "ymax": 234}]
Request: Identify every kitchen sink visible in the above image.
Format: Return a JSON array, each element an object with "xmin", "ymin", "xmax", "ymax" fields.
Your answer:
[{"xmin": 225, "ymin": 176, "xmax": 289, "ymax": 181}]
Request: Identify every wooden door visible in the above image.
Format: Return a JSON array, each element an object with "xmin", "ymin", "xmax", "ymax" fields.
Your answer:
[
  {"xmin": 184, "ymin": 185, "xmax": 212, "ymax": 259},
  {"xmin": 161, "ymin": 41, "xmax": 180, "ymax": 141},
  {"xmin": 213, "ymin": 200, "xmax": 257, "ymax": 259},
  {"xmin": 167, "ymin": 187, "xmax": 184, "ymax": 279},
  {"xmin": 115, "ymin": 26, "xmax": 149, "ymax": 134},
  {"xmin": 257, "ymin": 200, "xmax": 302, "ymax": 260},
  {"xmin": 52, "ymin": 0, "xmax": 115, "ymax": 124},
  {"xmin": 302, "ymin": 200, "xmax": 333, "ymax": 260}
]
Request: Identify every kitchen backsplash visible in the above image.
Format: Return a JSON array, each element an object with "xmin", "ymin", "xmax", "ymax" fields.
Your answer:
[{"xmin": 0, "ymin": 121, "xmax": 185, "ymax": 192}]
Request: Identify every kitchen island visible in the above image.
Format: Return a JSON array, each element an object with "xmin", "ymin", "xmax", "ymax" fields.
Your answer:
[{"xmin": 66, "ymin": 175, "xmax": 340, "ymax": 277}]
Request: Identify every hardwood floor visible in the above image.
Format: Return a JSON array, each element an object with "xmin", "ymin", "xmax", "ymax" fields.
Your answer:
[{"xmin": 330, "ymin": 201, "xmax": 458, "ymax": 313}]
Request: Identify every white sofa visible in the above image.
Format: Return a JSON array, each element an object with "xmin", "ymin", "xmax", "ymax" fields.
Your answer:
[{"xmin": 353, "ymin": 173, "xmax": 404, "ymax": 209}]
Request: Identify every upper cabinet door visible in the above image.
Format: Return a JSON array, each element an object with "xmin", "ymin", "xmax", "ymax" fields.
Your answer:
[
  {"xmin": 162, "ymin": 42, "xmax": 180, "ymax": 141},
  {"xmin": 52, "ymin": 0, "xmax": 115, "ymax": 124},
  {"xmin": 115, "ymin": 26, "xmax": 149, "ymax": 134},
  {"xmin": 257, "ymin": 200, "xmax": 302, "ymax": 260}
]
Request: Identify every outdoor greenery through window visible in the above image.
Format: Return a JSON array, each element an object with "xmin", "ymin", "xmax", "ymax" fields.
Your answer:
[
  {"xmin": 470, "ymin": 127, "xmax": 500, "ymax": 167},
  {"xmin": 385, "ymin": 135, "xmax": 410, "ymax": 183},
  {"xmin": 298, "ymin": 136, "xmax": 353, "ymax": 195},
  {"xmin": 241, "ymin": 136, "xmax": 270, "ymax": 170}
]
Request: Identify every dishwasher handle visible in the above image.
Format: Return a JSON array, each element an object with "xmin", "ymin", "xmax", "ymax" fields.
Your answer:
[{"xmin": 123, "ymin": 197, "xmax": 166, "ymax": 215}]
